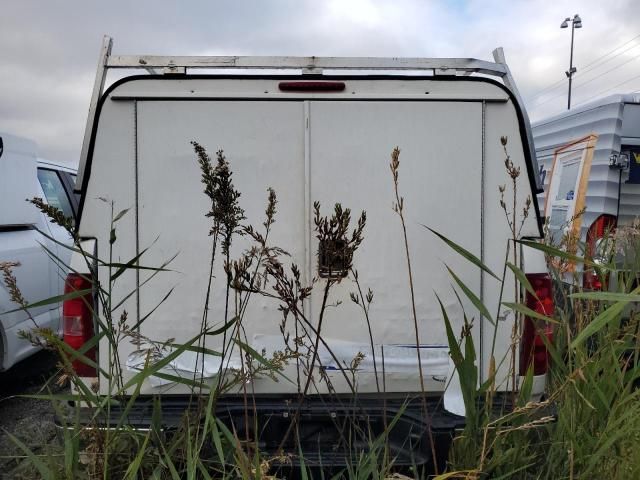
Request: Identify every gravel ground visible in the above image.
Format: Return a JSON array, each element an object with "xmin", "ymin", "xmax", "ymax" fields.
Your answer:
[{"xmin": 0, "ymin": 350, "xmax": 63, "ymax": 479}]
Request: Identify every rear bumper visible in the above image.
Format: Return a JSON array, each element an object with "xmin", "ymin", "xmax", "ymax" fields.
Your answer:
[{"xmin": 57, "ymin": 394, "xmax": 465, "ymax": 471}]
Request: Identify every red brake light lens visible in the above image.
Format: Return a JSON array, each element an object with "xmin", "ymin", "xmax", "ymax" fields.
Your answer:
[
  {"xmin": 63, "ymin": 273, "xmax": 96, "ymax": 377},
  {"xmin": 278, "ymin": 81, "xmax": 346, "ymax": 92},
  {"xmin": 583, "ymin": 214, "xmax": 616, "ymax": 291},
  {"xmin": 520, "ymin": 273, "xmax": 554, "ymax": 376}
]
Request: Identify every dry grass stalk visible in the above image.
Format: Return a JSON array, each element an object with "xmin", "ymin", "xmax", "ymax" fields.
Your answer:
[
  {"xmin": 0, "ymin": 261, "xmax": 27, "ymax": 309},
  {"xmin": 28, "ymin": 197, "xmax": 75, "ymax": 237},
  {"xmin": 389, "ymin": 146, "xmax": 439, "ymax": 473}
]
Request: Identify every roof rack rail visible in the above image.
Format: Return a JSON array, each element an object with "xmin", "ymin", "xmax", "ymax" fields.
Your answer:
[{"xmin": 76, "ymin": 36, "xmax": 538, "ymax": 191}]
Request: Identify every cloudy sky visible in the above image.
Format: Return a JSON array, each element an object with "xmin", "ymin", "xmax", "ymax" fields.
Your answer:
[{"xmin": 1, "ymin": 0, "xmax": 639, "ymax": 166}]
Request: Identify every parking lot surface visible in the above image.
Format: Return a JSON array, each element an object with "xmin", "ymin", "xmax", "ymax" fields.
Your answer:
[{"xmin": 0, "ymin": 350, "xmax": 61, "ymax": 479}]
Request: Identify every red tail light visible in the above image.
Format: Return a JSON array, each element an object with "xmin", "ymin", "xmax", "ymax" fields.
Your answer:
[
  {"xmin": 278, "ymin": 81, "xmax": 346, "ymax": 92},
  {"xmin": 583, "ymin": 214, "xmax": 616, "ymax": 290},
  {"xmin": 519, "ymin": 273, "xmax": 554, "ymax": 376},
  {"xmin": 63, "ymin": 273, "xmax": 96, "ymax": 377}
]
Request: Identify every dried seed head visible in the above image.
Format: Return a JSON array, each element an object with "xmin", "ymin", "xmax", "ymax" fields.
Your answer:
[
  {"xmin": 264, "ymin": 187, "xmax": 277, "ymax": 230},
  {"xmin": 501, "ymin": 136, "xmax": 508, "ymax": 146},
  {"xmin": 192, "ymin": 140, "xmax": 216, "ymax": 202},
  {"xmin": 314, "ymin": 201, "xmax": 366, "ymax": 280},
  {"xmin": 0, "ymin": 261, "xmax": 27, "ymax": 309},
  {"xmin": 18, "ymin": 328, "xmax": 55, "ymax": 349},
  {"xmin": 118, "ymin": 310, "xmax": 128, "ymax": 329},
  {"xmin": 523, "ymin": 195, "xmax": 532, "ymax": 219},
  {"xmin": 192, "ymin": 142, "xmax": 246, "ymax": 255},
  {"xmin": 390, "ymin": 147, "xmax": 401, "ymax": 183},
  {"xmin": 28, "ymin": 197, "xmax": 74, "ymax": 237},
  {"xmin": 366, "ymin": 288, "xmax": 374, "ymax": 304},
  {"xmin": 350, "ymin": 351, "xmax": 365, "ymax": 370},
  {"xmin": 499, "ymin": 184, "xmax": 507, "ymax": 211}
]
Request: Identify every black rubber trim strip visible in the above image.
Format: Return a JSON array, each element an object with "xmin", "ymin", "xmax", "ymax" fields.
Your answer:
[
  {"xmin": 0, "ymin": 225, "xmax": 35, "ymax": 232},
  {"xmin": 110, "ymin": 96, "xmax": 507, "ymax": 103},
  {"xmin": 58, "ymin": 170, "xmax": 80, "ymax": 219},
  {"xmin": 76, "ymin": 74, "xmax": 543, "ymax": 237}
]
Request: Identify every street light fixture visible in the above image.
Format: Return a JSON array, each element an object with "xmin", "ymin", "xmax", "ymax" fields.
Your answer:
[{"xmin": 561, "ymin": 14, "xmax": 582, "ymax": 110}]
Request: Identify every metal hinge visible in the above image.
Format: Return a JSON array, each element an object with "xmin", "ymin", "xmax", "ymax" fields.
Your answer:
[{"xmin": 164, "ymin": 65, "xmax": 186, "ymax": 75}]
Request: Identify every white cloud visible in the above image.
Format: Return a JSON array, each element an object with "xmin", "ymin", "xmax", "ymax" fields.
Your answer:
[
  {"xmin": 0, "ymin": 0, "xmax": 638, "ymax": 162},
  {"xmin": 326, "ymin": 0, "xmax": 384, "ymax": 28}
]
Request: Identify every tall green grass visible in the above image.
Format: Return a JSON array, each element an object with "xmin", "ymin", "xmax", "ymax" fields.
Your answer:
[
  {"xmin": 2, "ymin": 140, "xmax": 640, "ymax": 479},
  {"xmin": 432, "ymin": 153, "xmax": 640, "ymax": 478}
]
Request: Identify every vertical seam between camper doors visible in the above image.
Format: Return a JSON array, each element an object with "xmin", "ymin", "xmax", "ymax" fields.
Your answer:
[
  {"xmin": 480, "ymin": 100, "xmax": 486, "ymax": 380},
  {"xmin": 134, "ymin": 100, "xmax": 141, "ymax": 330},
  {"xmin": 304, "ymin": 101, "xmax": 312, "ymax": 324}
]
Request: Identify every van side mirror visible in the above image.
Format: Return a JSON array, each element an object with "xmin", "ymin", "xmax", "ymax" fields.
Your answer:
[{"xmin": 0, "ymin": 137, "xmax": 3, "ymax": 159}]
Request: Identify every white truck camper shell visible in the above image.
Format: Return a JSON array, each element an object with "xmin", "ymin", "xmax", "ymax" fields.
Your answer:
[{"xmin": 69, "ymin": 37, "xmax": 547, "ymax": 468}]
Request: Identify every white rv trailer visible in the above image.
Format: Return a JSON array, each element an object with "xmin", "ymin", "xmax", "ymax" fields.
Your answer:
[
  {"xmin": 66, "ymin": 36, "xmax": 548, "ymax": 466},
  {"xmin": 533, "ymin": 94, "xmax": 640, "ymax": 285}
]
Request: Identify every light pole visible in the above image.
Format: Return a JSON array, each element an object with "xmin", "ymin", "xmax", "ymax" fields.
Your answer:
[{"xmin": 561, "ymin": 14, "xmax": 582, "ymax": 110}]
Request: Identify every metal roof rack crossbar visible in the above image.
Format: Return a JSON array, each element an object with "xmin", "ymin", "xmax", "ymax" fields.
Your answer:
[
  {"xmin": 106, "ymin": 54, "xmax": 509, "ymax": 75},
  {"xmin": 76, "ymin": 36, "xmax": 536, "ymax": 190}
]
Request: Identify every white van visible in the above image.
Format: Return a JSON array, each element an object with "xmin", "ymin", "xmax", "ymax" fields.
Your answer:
[
  {"xmin": 66, "ymin": 37, "xmax": 549, "ymax": 466},
  {"xmin": 0, "ymin": 133, "xmax": 78, "ymax": 370}
]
